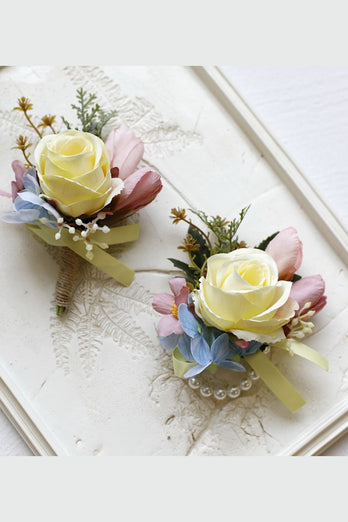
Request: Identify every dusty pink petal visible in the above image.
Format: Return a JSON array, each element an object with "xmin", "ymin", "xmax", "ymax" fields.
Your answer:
[
  {"xmin": 105, "ymin": 127, "xmax": 144, "ymax": 180},
  {"xmin": 266, "ymin": 227, "xmax": 303, "ymax": 280},
  {"xmin": 11, "ymin": 160, "xmax": 26, "ymax": 191},
  {"xmin": 174, "ymin": 287, "xmax": 190, "ymax": 306},
  {"xmin": 152, "ymin": 293, "xmax": 174, "ymax": 315},
  {"xmin": 311, "ymin": 295, "xmax": 327, "ymax": 314},
  {"xmin": 157, "ymin": 315, "xmax": 184, "ymax": 336},
  {"xmin": 169, "ymin": 278, "xmax": 189, "ymax": 306},
  {"xmin": 115, "ymin": 167, "xmax": 162, "ymax": 214},
  {"xmin": 290, "ymin": 274, "xmax": 325, "ymax": 311},
  {"xmin": 11, "ymin": 181, "xmax": 20, "ymax": 201}
]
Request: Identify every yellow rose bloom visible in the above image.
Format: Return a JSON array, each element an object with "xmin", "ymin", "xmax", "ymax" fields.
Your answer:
[
  {"xmin": 192, "ymin": 248, "xmax": 298, "ymax": 343},
  {"xmin": 35, "ymin": 130, "xmax": 123, "ymax": 218}
]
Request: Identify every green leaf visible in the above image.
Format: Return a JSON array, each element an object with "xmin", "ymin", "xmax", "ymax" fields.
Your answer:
[
  {"xmin": 167, "ymin": 258, "xmax": 199, "ymax": 286},
  {"xmin": 187, "ymin": 225, "xmax": 210, "ymax": 268},
  {"xmin": 68, "ymin": 88, "xmax": 117, "ymax": 137},
  {"xmin": 256, "ymin": 231, "xmax": 279, "ymax": 251}
]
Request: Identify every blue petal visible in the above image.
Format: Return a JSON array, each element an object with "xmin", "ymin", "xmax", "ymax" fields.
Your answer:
[
  {"xmin": 178, "ymin": 333, "xmax": 194, "ymax": 362},
  {"xmin": 159, "ymin": 334, "xmax": 179, "ymax": 352},
  {"xmin": 191, "ymin": 336, "xmax": 211, "ymax": 365},
  {"xmin": 218, "ymin": 360, "xmax": 246, "ymax": 372},
  {"xmin": 219, "ymin": 359, "xmax": 246, "ymax": 372},
  {"xmin": 211, "ymin": 333, "xmax": 231, "ymax": 364},
  {"xmin": 22, "ymin": 168, "xmax": 40, "ymax": 194},
  {"xmin": 184, "ymin": 363, "xmax": 210, "ymax": 378},
  {"xmin": 17, "ymin": 191, "xmax": 45, "ymax": 207},
  {"xmin": 40, "ymin": 200, "xmax": 61, "ymax": 220},
  {"xmin": 178, "ymin": 304, "xmax": 200, "ymax": 338},
  {"xmin": 1, "ymin": 209, "xmax": 40, "ymax": 223},
  {"xmin": 14, "ymin": 190, "xmax": 60, "ymax": 225}
]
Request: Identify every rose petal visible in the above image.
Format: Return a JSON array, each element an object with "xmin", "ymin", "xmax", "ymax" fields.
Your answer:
[
  {"xmin": 157, "ymin": 315, "xmax": 183, "ymax": 337},
  {"xmin": 290, "ymin": 274, "xmax": 325, "ymax": 311},
  {"xmin": 105, "ymin": 127, "xmax": 144, "ymax": 180},
  {"xmin": 266, "ymin": 227, "xmax": 303, "ymax": 280},
  {"xmin": 152, "ymin": 293, "xmax": 174, "ymax": 315}
]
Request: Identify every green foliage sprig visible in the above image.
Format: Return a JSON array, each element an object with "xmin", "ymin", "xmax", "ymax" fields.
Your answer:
[
  {"xmin": 62, "ymin": 88, "xmax": 117, "ymax": 137},
  {"xmin": 189, "ymin": 206, "xmax": 250, "ymax": 255},
  {"xmin": 168, "ymin": 206, "xmax": 250, "ymax": 287}
]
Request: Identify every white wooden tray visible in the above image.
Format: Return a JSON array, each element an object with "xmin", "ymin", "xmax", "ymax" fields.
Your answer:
[{"xmin": 0, "ymin": 66, "xmax": 347, "ymax": 455}]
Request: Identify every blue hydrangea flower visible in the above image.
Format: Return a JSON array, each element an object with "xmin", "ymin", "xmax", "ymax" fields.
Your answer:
[
  {"xmin": 158, "ymin": 304, "xmax": 246, "ymax": 378},
  {"xmin": 1, "ymin": 167, "xmax": 61, "ymax": 228}
]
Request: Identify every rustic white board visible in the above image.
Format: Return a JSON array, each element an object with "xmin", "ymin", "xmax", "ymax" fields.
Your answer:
[{"xmin": 0, "ymin": 66, "xmax": 347, "ymax": 455}]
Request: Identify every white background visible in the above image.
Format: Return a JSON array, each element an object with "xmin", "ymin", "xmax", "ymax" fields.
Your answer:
[{"xmin": 0, "ymin": 66, "xmax": 347, "ymax": 456}]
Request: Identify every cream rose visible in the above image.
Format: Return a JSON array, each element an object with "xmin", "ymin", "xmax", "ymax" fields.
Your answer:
[
  {"xmin": 34, "ymin": 130, "xmax": 123, "ymax": 218},
  {"xmin": 192, "ymin": 248, "xmax": 298, "ymax": 343}
]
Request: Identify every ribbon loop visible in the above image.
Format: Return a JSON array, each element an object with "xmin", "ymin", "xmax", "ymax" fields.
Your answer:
[
  {"xmin": 272, "ymin": 339, "xmax": 329, "ymax": 371},
  {"xmin": 172, "ymin": 348, "xmax": 196, "ymax": 378}
]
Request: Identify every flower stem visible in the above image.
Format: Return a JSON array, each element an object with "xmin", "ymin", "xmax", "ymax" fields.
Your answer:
[
  {"xmin": 181, "ymin": 217, "xmax": 213, "ymax": 251},
  {"xmin": 22, "ymin": 149, "xmax": 34, "ymax": 167},
  {"xmin": 23, "ymin": 109, "xmax": 43, "ymax": 139}
]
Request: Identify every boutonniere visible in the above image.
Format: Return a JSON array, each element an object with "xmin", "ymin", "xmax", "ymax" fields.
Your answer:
[
  {"xmin": 1, "ymin": 89, "xmax": 162, "ymax": 314},
  {"xmin": 152, "ymin": 207, "xmax": 328, "ymax": 412}
]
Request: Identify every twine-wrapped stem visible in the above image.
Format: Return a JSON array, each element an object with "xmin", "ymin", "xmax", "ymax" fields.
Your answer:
[{"xmin": 55, "ymin": 247, "xmax": 80, "ymax": 315}]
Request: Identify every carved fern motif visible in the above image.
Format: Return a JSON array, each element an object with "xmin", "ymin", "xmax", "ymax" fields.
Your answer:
[{"xmin": 50, "ymin": 263, "xmax": 156, "ymax": 376}]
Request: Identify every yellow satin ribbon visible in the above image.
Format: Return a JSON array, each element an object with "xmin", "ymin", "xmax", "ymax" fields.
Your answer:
[
  {"xmin": 246, "ymin": 350, "xmax": 306, "ymax": 412},
  {"xmin": 26, "ymin": 223, "xmax": 140, "ymax": 287},
  {"xmin": 172, "ymin": 348, "xmax": 196, "ymax": 378},
  {"xmin": 271, "ymin": 339, "xmax": 329, "ymax": 371}
]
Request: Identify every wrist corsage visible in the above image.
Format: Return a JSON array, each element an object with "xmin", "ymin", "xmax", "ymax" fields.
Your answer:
[
  {"xmin": 0, "ymin": 90, "xmax": 162, "ymax": 314},
  {"xmin": 152, "ymin": 207, "xmax": 328, "ymax": 412}
]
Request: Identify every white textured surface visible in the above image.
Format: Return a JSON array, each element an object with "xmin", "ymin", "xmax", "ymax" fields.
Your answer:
[{"xmin": 0, "ymin": 66, "xmax": 347, "ymax": 456}]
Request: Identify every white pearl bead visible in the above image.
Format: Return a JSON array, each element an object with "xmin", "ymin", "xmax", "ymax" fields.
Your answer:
[
  {"xmin": 248, "ymin": 370, "xmax": 259, "ymax": 381},
  {"xmin": 200, "ymin": 385, "xmax": 212, "ymax": 398},
  {"xmin": 188, "ymin": 377, "xmax": 201, "ymax": 389},
  {"xmin": 240, "ymin": 377, "xmax": 252, "ymax": 391},
  {"xmin": 214, "ymin": 388, "xmax": 227, "ymax": 400},
  {"xmin": 227, "ymin": 385, "xmax": 241, "ymax": 399},
  {"xmin": 263, "ymin": 345, "xmax": 271, "ymax": 355}
]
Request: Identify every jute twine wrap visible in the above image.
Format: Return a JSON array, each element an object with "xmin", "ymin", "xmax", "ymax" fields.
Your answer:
[{"xmin": 55, "ymin": 247, "xmax": 80, "ymax": 311}]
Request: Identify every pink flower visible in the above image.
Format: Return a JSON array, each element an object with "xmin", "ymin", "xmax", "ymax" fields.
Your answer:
[
  {"xmin": 290, "ymin": 274, "xmax": 327, "ymax": 315},
  {"xmin": 152, "ymin": 278, "xmax": 189, "ymax": 337},
  {"xmin": 266, "ymin": 227, "xmax": 303, "ymax": 280},
  {"xmin": 104, "ymin": 126, "xmax": 162, "ymax": 219}
]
